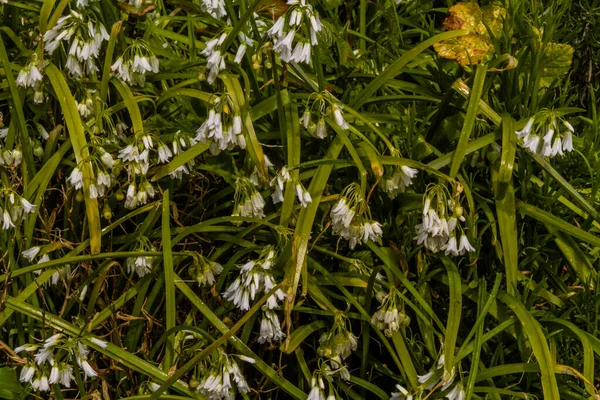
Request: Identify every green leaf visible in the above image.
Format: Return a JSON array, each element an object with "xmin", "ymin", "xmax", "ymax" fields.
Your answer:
[
  {"xmin": 0, "ymin": 368, "xmax": 23, "ymax": 398},
  {"xmin": 283, "ymin": 320, "xmax": 328, "ymax": 354},
  {"xmin": 449, "ymin": 64, "xmax": 487, "ymax": 178},
  {"xmin": 350, "ymin": 29, "xmax": 469, "ymax": 110},
  {"xmin": 45, "ymin": 64, "xmax": 102, "ymax": 254},
  {"xmin": 539, "ymin": 43, "xmax": 574, "ymax": 87},
  {"xmin": 497, "ymin": 292, "xmax": 560, "ymax": 399}
]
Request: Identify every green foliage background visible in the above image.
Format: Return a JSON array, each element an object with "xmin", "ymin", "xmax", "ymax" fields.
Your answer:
[{"xmin": 0, "ymin": 0, "xmax": 599, "ymax": 399}]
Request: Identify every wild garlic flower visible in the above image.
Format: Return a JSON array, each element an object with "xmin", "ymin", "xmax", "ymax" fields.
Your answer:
[
  {"xmin": 16, "ymin": 334, "xmax": 99, "ymax": 391},
  {"xmin": 270, "ymin": 166, "xmax": 291, "ymax": 203},
  {"xmin": 307, "ymin": 374, "xmax": 329, "ymax": 400},
  {"xmin": 258, "ymin": 310, "xmax": 286, "ymax": 343},
  {"xmin": 0, "ymin": 148, "xmax": 22, "ymax": 167},
  {"xmin": 0, "ymin": 190, "xmax": 37, "ymax": 230},
  {"xmin": 195, "ymin": 351, "xmax": 250, "ymax": 400},
  {"xmin": 22, "ymin": 246, "xmax": 41, "ymax": 262},
  {"xmin": 516, "ymin": 112, "xmax": 575, "ymax": 157},
  {"xmin": 222, "ymin": 246, "xmax": 286, "ymax": 311},
  {"xmin": 195, "ymin": 96, "xmax": 247, "ymax": 154},
  {"xmin": 269, "ymin": 166, "xmax": 312, "ymax": 207},
  {"xmin": 267, "ymin": 0, "xmax": 323, "ymax": 64},
  {"xmin": 201, "ymin": 32, "xmax": 227, "ymax": 84},
  {"xmin": 382, "ymin": 164, "xmax": 419, "ymax": 199},
  {"xmin": 414, "ymin": 184, "xmax": 475, "ymax": 256},
  {"xmin": 318, "ymin": 313, "xmax": 358, "ymax": 359},
  {"xmin": 189, "ymin": 253, "xmax": 223, "ymax": 286},
  {"xmin": 330, "ymin": 183, "xmax": 383, "ymax": 249},
  {"xmin": 16, "ymin": 58, "xmax": 43, "ymax": 88},
  {"xmin": 390, "ymin": 384, "xmax": 421, "ymax": 400},
  {"xmin": 76, "ymin": 89, "xmax": 95, "ymax": 118},
  {"xmin": 301, "ymin": 93, "xmax": 350, "ymax": 138},
  {"xmin": 111, "ymin": 40, "xmax": 159, "ymax": 86},
  {"xmin": 445, "ymin": 383, "xmax": 466, "ymax": 400},
  {"xmin": 234, "ymin": 33, "xmax": 254, "ymax": 64},
  {"xmin": 44, "ymin": 10, "xmax": 109, "ymax": 79},
  {"xmin": 126, "ymin": 236, "xmax": 157, "ymax": 277},
  {"xmin": 198, "ymin": 0, "xmax": 227, "ymax": 19},
  {"xmin": 371, "ymin": 287, "xmax": 409, "ymax": 337},
  {"xmin": 232, "ymin": 177, "xmax": 266, "ymax": 219},
  {"xmin": 32, "ymin": 252, "xmax": 71, "ymax": 286}
]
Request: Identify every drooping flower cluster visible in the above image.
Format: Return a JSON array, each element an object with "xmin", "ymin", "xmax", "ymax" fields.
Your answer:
[
  {"xmin": 24, "ymin": 248, "xmax": 71, "ymax": 286},
  {"xmin": 270, "ymin": 166, "xmax": 312, "ymax": 207},
  {"xmin": 15, "ymin": 334, "xmax": 105, "ymax": 392},
  {"xmin": 267, "ymin": 0, "xmax": 323, "ymax": 64},
  {"xmin": 189, "ymin": 253, "xmax": 224, "ymax": 287},
  {"xmin": 111, "ymin": 40, "xmax": 159, "ymax": 86},
  {"xmin": 222, "ymin": 246, "xmax": 286, "ymax": 311},
  {"xmin": 330, "ymin": 183, "xmax": 383, "ymax": 249},
  {"xmin": 257, "ymin": 309, "xmax": 286, "ymax": 344},
  {"xmin": 232, "ymin": 177, "xmax": 266, "ymax": 219},
  {"xmin": 201, "ymin": 32, "xmax": 227, "ymax": 84},
  {"xmin": 318, "ymin": 313, "xmax": 358, "ymax": 360},
  {"xmin": 194, "ymin": 350, "xmax": 253, "ymax": 400},
  {"xmin": 371, "ymin": 287, "xmax": 409, "ymax": 337},
  {"xmin": 414, "ymin": 184, "xmax": 475, "ymax": 256},
  {"xmin": 195, "ymin": 95, "xmax": 246, "ymax": 155},
  {"xmin": 16, "ymin": 57, "xmax": 43, "ymax": 89},
  {"xmin": 198, "ymin": 0, "xmax": 227, "ymax": 19},
  {"xmin": 516, "ymin": 111, "xmax": 575, "ymax": 158},
  {"xmin": 301, "ymin": 92, "xmax": 351, "ymax": 139},
  {"xmin": 44, "ymin": 10, "xmax": 110, "ymax": 79},
  {"xmin": 0, "ymin": 189, "xmax": 37, "ymax": 230},
  {"xmin": 126, "ymin": 236, "xmax": 157, "ymax": 278},
  {"xmin": 381, "ymin": 163, "xmax": 419, "ymax": 199},
  {"xmin": 306, "ymin": 365, "xmax": 345, "ymax": 400},
  {"xmin": 0, "ymin": 129, "xmax": 22, "ymax": 168}
]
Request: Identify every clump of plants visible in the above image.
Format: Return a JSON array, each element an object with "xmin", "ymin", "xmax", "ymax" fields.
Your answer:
[{"xmin": 0, "ymin": 0, "xmax": 599, "ymax": 399}]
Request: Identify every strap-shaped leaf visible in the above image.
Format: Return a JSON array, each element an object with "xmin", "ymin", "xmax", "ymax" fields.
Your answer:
[
  {"xmin": 45, "ymin": 64, "xmax": 101, "ymax": 254},
  {"xmin": 497, "ymin": 292, "xmax": 560, "ymax": 399},
  {"xmin": 220, "ymin": 73, "xmax": 268, "ymax": 181}
]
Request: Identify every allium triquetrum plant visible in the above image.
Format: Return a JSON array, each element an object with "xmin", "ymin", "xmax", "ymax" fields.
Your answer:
[{"xmin": 0, "ymin": 0, "xmax": 599, "ymax": 399}]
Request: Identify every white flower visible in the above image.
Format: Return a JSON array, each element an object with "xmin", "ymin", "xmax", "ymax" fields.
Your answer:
[
  {"xmin": 157, "ymin": 144, "xmax": 173, "ymax": 163},
  {"xmin": 516, "ymin": 118, "xmax": 534, "ymax": 140},
  {"xmin": 90, "ymin": 338, "xmax": 108, "ymax": 348},
  {"xmin": 89, "ymin": 184, "xmax": 99, "ymax": 199},
  {"xmin": 443, "ymin": 236, "xmax": 459, "ymax": 256},
  {"xmin": 446, "ymin": 384, "xmax": 466, "ymax": 400},
  {"xmin": 20, "ymin": 197, "xmax": 37, "ymax": 213},
  {"xmin": 79, "ymin": 359, "xmax": 97, "ymax": 379},
  {"xmin": 193, "ymin": 259, "xmax": 223, "ymax": 287},
  {"xmin": 14, "ymin": 344, "xmax": 38, "ymax": 353},
  {"xmin": 198, "ymin": 0, "xmax": 227, "ymax": 18},
  {"xmin": 258, "ymin": 310, "xmax": 286, "ymax": 343},
  {"xmin": 307, "ymin": 377, "xmax": 326, "ymax": 400},
  {"xmin": 44, "ymin": 333, "xmax": 63, "ymax": 348},
  {"xmin": 68, "ymin": 167, "xmax": 84, "ymax": 190},
  {"xmin": 331, "ymin": 105, "xmax": 348, "ymax": 130},
  {"xmin": 35, "ymin": 375, "xmax": 50, "ymax": 391},
  {"xmin": 315, "ymin": 118, "xmax": 327, "ymax": 138},
  {"xmin": 2, "ymin": 209, "xmax": 15, "ymax": 229},
  {"xmin": 458, "ymin": 234, "xmax": 475, "ymax": 255},
  {"xmin": 19, "ymin": 365, "xmax": 36, "ymax": 383},
  {"xmin": 390, "ymin": 384, "xmax": 411, "ymax": 400},
  {"xmin": 16, "ymin": 63, "xmax": 43, "ymax": 88},
  {"xmin": 59, "ymin": 364, "xmax": 75, "ymax": 387},
  {"xmin": 295, "ymin": 183, "xmax": 312, "ymax": 207},
  {"xmin": 49, "ymin": 365, "xmax": 60, "ymax": 384},
  {"xmin": 34, "ymin": 348, "xmax": 54, "ymax": 365},
  {"xmin": 22, "ymin": 246, "xmax": 41, "ymax": 262}
]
